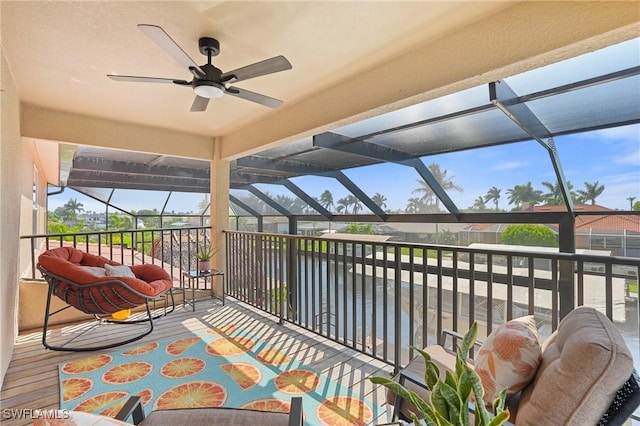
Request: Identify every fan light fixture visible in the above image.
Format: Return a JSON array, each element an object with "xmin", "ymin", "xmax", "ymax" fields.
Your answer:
[{"xmin": 194, "ymin": 81, "xmax": 224, "ymax": 98}]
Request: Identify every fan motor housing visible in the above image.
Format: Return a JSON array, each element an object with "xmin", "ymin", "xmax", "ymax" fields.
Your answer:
[{"xmin": 199, "ymin": 37, "xmax": 220, "ymax": 56}]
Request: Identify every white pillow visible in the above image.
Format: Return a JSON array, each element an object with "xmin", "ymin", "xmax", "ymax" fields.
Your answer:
[
  {"xmin": 80, "ymin": 266, "xmax": 107, "ymax": 277},
  {"xmin": 104, "ymin": 264, "xmax": 136, "ymax": 278}
]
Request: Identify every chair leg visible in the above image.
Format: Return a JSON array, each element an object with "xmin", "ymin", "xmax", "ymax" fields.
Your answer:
[
  {"xmin": 43, "ymin": 295, "xmax": 156, "ymax": 352},
  {"xmin": 115, "ymin": 396, "xmax": 146, "ymax": 425}
]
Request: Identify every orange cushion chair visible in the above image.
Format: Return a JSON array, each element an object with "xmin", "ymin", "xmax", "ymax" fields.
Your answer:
[{"xmin": 38, "ymin": 246, "xmax": 175, "ymax": 351}]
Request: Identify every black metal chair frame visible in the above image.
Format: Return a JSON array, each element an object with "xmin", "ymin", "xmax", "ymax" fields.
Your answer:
[{"xmin": 38, "ymin": 264, "xmax": 175, "ymax": 352}]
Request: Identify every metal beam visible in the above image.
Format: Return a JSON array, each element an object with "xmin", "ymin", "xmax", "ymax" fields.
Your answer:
[
  {"xmin": 324, "ymin": 170, "xmax": 389, "ymax": 221},
  {"xmin": 72, "ymin": 156, "xmax": 210, "ymax": 179},
  {"xmin": 236, "ymin": 155, "xmax": 337, "ymax": 175},
  {"xmin": 229, "ymin": 194, "xmax": 262, "ymax": 218},
  {"xmin": 279, "ymin": 179, "xmax": 333, "ymax": 220},
  {"xmin": 490, "ymin": 80, "xmax": 575, "ymax": 215},
  {"xmin": 558, "ymin": 214, "xmax": 576, "ymax": 320},
  {"xmin": 69, "ymin": 180, "xmax": 208, "ymax": 193},
  {"xmin": 69, "ymin": 169, "xmax": 209, "ymax": 188},
  {"xmin": 245, "ymin": 185, "xmax": 293, "ymax": 218},
  {"xmin": 230, "ymin": 171, "xmax": 284, "ymax": 186},
  {"xmin": 314, "ymin": 132, "xmax": 461, "ymax": 219}
]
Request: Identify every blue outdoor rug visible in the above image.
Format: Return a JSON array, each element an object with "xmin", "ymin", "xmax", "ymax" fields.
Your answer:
[{"xmin": 59, "ymin": 325, "xmax": 383, "ymax": 425}]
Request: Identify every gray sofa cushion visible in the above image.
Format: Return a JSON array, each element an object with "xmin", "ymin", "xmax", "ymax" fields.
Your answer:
[{"xmin": 515, "ymin": 306, "xmax": 633, "ymax": 425}]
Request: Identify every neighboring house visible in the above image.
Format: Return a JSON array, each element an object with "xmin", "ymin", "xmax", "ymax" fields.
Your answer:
[{"xmin": 460, "ymin": 205, "xmax": 640, "ymax": 257}]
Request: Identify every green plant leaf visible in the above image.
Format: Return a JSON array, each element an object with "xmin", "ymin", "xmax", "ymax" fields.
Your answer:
[
  {"xmin": 457, "ymin": 366, "xmax": 473, "ymax": 403},
  {"xmin": 369, "ymin": 377, "xmax": 433, "ymax": 417},
  {"xmin": 415, "ymin": 347, "xmax": 440, "ymax": 390},
  {"xmin": 444, "ymin": 369, "xmax": 458, "ymax": 390},
  {"xmin": 456, "ymin": 323, "xmax": 477, "ymax": 376},
  {"xmin": 439, "ymin": 376, "xmax": 462, "ymax": 421},
  {"xmin": 492, "ymin": 388, "xmax": 508, "ymax": 414},
  {"xmin": 433, "ymin": 409, "xmax": 455, "ymax": 426},
  {"xmin": 468, "ymin": 367, "xmax": 491, "ymax": 425},
  {"xmin": 430, "ymin": 382, "xmax": 450, "ymax": 419},
  {"xmin": 486, "ymin": 409, "xmax": 510, "ymax": 426}
]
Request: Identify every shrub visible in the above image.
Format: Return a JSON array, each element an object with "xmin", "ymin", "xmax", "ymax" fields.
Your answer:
[{"xmin": 501, "ymin": 224, "xmax": 557, "ymax": 247}]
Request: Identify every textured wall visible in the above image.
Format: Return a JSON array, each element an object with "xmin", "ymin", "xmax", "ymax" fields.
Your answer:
[{"xmin": 0, "ymin": 46, "xmax": 22, "ymax": 386}]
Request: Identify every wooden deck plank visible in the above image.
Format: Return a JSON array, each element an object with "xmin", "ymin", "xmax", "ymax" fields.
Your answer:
[{"xmin": 1, "ymin": 298, "xmax": 394, "ymax": 426}]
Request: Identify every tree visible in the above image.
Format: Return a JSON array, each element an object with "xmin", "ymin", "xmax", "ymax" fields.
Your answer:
[
  {"xmin": 405, "ymin": 197, "xmax": 424, "ymax": 214},
  {"xmin": 347, "ymin": 195, "xmax": 363, "ymax": 214},
  {"xmin": 58, "ymin": 198, "xmax": 84, "ymax": 224},
  {"xmin": 318, "ymin": 190, "xmax": 334, "ymax": 211},
  {"xmin": 372, "ymin": 193, "xmax": 387, "ymax": 210},
  {"xmin": 633, "ymin": 201, "xmax": 640, "ymax": 211},
  {"xmin": 336, "ymin": 197, "xmax": 350, "ymax": 214},
  {"xmin": 626, "ymin": 196, "xmax": 636, "ymax": 210},
  {"xmin": 484, "ymin": 186, "xmax": 501, "ymax": 210},
  {"xmin": 107, "ymin": 213, "xmax": 132, "ymax": 230},
  {"xmin": 471, "ymin": 196, "xmax": 486, "ymax": 210},
  {"xmin": 412, "ymin": 163, "xmax": 462, "ymax": 210},
  {"xmin": 135, "ymin": 209, "xmax": 160, "ymax": 228},
  {"xmin": 343, "ymin": 223, "xmax": 375, "ymax": 234},
  {"xmin": 541, "ymin": 180, "xmax": 576, "ymax": 205},
  {"xmin": 197, "ymin": 194, "xmax": 210, "ymax": 213},
  {"xmin": 506, "ymin": 182, "xmax": 542, "ymax": 210},
  {"xmin": 501, "ymin": 224, "xmax": 558, "ymax": 247},
  {"xmin": 577, "ymin": 181, "xmax": 605, "ymax": 205}
]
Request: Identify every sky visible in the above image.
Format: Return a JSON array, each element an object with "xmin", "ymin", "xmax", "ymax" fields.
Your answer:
[{"xmin": 48, "ymin": 38, "xmax": 640, "ymax": 216}]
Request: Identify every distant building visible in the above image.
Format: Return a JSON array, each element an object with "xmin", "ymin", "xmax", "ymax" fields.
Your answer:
[{"xmin": 460, "ymin": 205, "xmax": 640, "ymax": 257}]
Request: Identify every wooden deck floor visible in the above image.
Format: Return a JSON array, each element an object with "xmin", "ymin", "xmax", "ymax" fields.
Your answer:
[{"xmin": 1, "ymin": 298, "xmax": 394, "ymax": 425}]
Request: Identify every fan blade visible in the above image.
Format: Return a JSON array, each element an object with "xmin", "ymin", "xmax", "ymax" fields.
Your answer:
[
  {"xmin": 221, "ymin": 55, "xmax": 292, "ymax": 83},
  {"xmin": 138, "ymin": 24, "xmax": 205, "ymax": 78},
  {"xmin": 225, "ymin": 86, "xmax": 283, "ymax": 108},
  {"xmin": 107, "ymin": 74, "xmax": 189, "ymax": 84},
  {"xmin": 190, "ymin": 95, "xmax": 210, "ymax": 112}
]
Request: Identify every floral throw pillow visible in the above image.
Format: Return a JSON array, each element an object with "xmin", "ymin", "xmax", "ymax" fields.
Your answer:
[{"xmin": 474, "ymin": 315, "xmax": 542, "ymax": 403}]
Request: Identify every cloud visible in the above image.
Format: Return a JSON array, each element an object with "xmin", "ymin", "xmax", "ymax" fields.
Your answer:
[
  {"xmin": 608, "ymin": 146, "xmax": 640, "ymax": 167},
  {"xmin": 490, "ymin": 161, "xmax": 527, "ymax": 171},
  {"xmin": 591, "ymin": 125, "xmax": 640, "ymax": 143}
]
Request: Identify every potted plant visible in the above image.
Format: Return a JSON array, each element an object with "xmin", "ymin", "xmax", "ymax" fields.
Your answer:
[
  {"xmin": 370, "ymin": 323, "xmax": 510, "ymax": 426},
  {"xmin": 195, "ymin": 244, "xmax": 218, "ymax": 272}
]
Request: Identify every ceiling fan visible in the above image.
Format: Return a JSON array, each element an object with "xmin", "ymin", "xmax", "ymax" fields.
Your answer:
[{"xmin": 107, "ymin": 24, "xmax": 292, "ymax": 112}]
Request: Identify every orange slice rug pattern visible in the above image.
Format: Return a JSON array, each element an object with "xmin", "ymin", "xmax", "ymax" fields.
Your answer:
[{"xmin": 59, "ymin": 327, "xmax": 382, "ymax": 425}]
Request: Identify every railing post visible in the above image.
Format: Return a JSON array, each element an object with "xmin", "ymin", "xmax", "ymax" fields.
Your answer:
[
  {"xmin": 287, "ymin": 219, "xmax": 298, "ymax": 322},
  {"xmin": 558, "ymin": 214, "xmax": 576, "ymax": 320},
  {"xmin": 394, "ymin": 245, "xmax": 402, "ymax": 372}
]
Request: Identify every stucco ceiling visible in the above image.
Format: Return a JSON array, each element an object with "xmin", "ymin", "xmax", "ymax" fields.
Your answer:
[{"xmin": 1, "ymin": 1, "xmax": 511, "ymax": 138}]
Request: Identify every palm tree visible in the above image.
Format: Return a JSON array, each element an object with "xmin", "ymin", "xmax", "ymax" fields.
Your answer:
[
  {"xmin": 506, "ymin": 182, "xmax": 542, "ymax": 209},
  {"xmin": 541, "ymin": 180, "xmax": 575, "ymax": 205},
  {"xmin": 336, "ymin": 197, "xmax": 350, "ymax": 214},
  {"xmin": 626, "ymin": 196, "xmax": 636, "ymax": 210},
  {"xmin": 346, "ymin": 195, "xmax": 362, "ymax": 214},
  {"xmin": 405, "ymin": 197, "xmax": 424, "ymax": 213},
  {"xmin": 371, "ymin": 193, "xmax": 387, "ymax": 210},
  {"xmin": 472, "ymin": 196, "xmax": 486, "ymax": 210},
  {"xmin": 577, "ymin": 181, "xmax": 605, "ymax": 205},
  {"xmin": 412, "ymin": 180, "xmax": 435, "ymax": 205},
  {"xmin": 484, "ymin": 186, "xmax": 501, "ymax": 210},
  {"xmin": 412, "ymin": 163, "xmax": 462, "ymax": 210},
  {"xmin": 319, "ymin": 190, "xmax": 334, "ymax": 211},
  {"xmin": 61, "ymin": 198, "xmax": 84, "ymax": 223}
]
